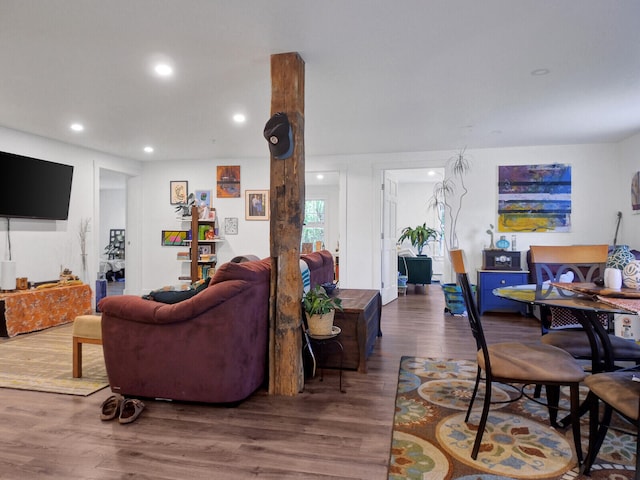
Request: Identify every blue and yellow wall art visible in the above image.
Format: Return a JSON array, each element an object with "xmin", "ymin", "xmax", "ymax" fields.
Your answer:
[{"xmin": 498, "ymin": 163, "xmax": 571, "ymax": 232}]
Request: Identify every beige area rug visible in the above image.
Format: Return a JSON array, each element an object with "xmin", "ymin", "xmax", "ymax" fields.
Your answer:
[{"xmin": 0, "ymin": 323, "xmax": 108, "ymax": 396}]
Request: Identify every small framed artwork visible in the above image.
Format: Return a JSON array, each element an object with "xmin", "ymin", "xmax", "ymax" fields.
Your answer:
[
  {"xmin": 216, "ymin": 165, "xmax": 241, "ymax": 198},
  {"xmin": 195, "ymin": 189, "xmax": 212, "ymax": 208},
  {"xmin": 195, "ymin": 189, "xmax": 215, "ymax": 219},
  {"xmin": 246, "ymin": 190, "xmax": 269, "ymax": 220},
  {"xmin": 161, "ymin": 230, "xmax": 189, "ymax": 246},
  {"xmin": 170, "ymin": 181, "xmax": 188, "ymax": 205},
  {"xmin": 224, "ymin": 217, "xmax": 239, "ymax": 235},
  {"xmin": 198, "ymin": 245, "xmax": 212, "ymax": 256}
]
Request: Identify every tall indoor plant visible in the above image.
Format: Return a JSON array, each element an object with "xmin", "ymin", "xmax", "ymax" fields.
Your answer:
[
  {"xmin": 429, "ymin": 148, "xmax": 472, "ymax": 251},
  {"xmin": 430, "ymin": 148, "xmax": 473, "ymax": 311},
  {"xmin": 398, "ymin": 223, "xmax": 439, "ymax": 256}
]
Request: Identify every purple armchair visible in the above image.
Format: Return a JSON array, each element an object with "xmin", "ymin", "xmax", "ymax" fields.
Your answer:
[{"xmin": 98, "ymin": 258, "xmax": 271, "ymax": 404}]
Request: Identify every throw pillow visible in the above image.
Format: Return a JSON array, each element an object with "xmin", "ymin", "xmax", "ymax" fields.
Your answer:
[{"xmin": 300, "ymin": 260, "xmax": 311, "ymax": 298}]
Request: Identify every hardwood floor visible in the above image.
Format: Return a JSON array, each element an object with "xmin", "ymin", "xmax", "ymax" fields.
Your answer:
[{"xmin": 0, "ymin": 285, "xmax": 542, "ymax": 479}]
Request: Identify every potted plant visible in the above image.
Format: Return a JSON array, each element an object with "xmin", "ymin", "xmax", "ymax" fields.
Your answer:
[
  {"xmin": 303, "ymin": 285, "xmax": 343, "ymax": 336},
  {"xmin": 429, "ymin": 147, "xmax": 472, "ymax": 251},
  {"xmin": 429, "ymin": 148, "xmax": 473, "ymax": 312},
  {"xmin": 398, "ymin": 223, "xmax": 439, "ymax": 256}
]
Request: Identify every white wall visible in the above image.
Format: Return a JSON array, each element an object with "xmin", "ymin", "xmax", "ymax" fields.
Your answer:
[
  {"xmin": 309, "ymin": 142, "xmax": 625, "ymax": 287},
  {"xmin": 0, "ymin": 126, "xmax": 141, "ymax": 288},
  {"xmin": 140, "ymin": 158, "xmax": 272, "ymax": 291},
  {"xmin": 99, "ymin": 189, "xmax": 126, "ymax": 255},
  {"xmin": 617, "ymin": 131, "xmax": 640, "ymax": 244},
  {"xmin": 3, "ymin": 122, "xmax": 636, "ymax": 295}
]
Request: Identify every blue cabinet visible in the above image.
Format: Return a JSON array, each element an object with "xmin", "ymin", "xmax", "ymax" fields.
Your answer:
[{"xmin": 477, "ymin": 270, "xmax": 528, "ymax": 315}]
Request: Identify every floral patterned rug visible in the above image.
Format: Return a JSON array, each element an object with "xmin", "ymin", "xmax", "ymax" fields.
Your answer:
[{"xmin": 388, "ymin": 357, "xmax": 636, "ymax": 479}]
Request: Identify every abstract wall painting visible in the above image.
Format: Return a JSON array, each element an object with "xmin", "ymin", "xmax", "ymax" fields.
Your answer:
[
  {"xmin": 216, "ymin": 166, "xmax": 241, "ymax": 198},
  {"xmin": 497, "ymin": 163, "xmax": 572, "ymax": 232}
]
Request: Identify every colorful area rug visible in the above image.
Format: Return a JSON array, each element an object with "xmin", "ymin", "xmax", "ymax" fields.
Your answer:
[
  {"xmin": 0, "ymin": 324, "xmax": 108, "ymax": 396},
  {"xmin": 388, "ymin": 356, "xmax": 636, "ymax": 479}
]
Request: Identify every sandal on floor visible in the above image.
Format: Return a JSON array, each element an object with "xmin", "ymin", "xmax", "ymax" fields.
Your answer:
[
  {"xmin": 100, "ymin": 395, "xmax": 122, "ymax": 421},
  {"xmin": 119, "ymin": 398, "xmax": 145, "ymax": 424}
]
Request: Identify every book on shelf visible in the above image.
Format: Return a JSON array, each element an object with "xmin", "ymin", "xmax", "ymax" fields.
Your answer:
[
  {"xmin": 199, "ymin": 264, "xmax": 216, "ymax": 280},
  {"xmin": 198, "ymin": 225, "xmax": 214, "ymax": 240}
]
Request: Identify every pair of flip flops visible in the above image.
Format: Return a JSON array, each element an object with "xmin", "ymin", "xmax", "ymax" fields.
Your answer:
[{"xmin": 100, "ymin": 395, "xmax": 145, "ymax": 424}]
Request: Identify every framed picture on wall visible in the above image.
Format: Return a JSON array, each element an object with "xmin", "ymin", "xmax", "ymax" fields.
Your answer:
[
  {"xmin": 170, "ymin": 181, "xmax": 188, "ymax": 205},
  {"xmin": 216, "ymin": 166, "xmax": 241, "ymax": 198},
  {"xmin": 245, "ymin": 190, "xmax": 269, "ymax": 220},
  {"xmin": 161, "ymin": 230, "xmax": 189, "ymax": 246},
  {"xmin": 224, "ymin": 217, "xmax": 239, "ymax": 235}
]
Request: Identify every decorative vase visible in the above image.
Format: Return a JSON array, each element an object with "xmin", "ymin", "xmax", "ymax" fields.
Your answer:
[
  {"xmin": 306, "ymin": 310, "xmax": 335, "ymax": 336},
  {"xmin": 496, "ymin": 235, "xmax": 510, "ymax": 250},
  {"xmin": 606, "ymin": 244, "xmax": 635, "ymax": 271},
  {"xmin": 604, "ymin": 267, "xmax": 623, "ymax": 290},
  {"xmin": 623, "ymin": 260, "xmax": 640, "ymax": 289}
]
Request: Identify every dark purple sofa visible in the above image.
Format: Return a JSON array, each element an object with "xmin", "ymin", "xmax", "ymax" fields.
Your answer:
[
  {"xmin": 301, "ymin": 250, "xmax": 335, "ymax": 287},
  {"xmin": 99, "ymin": 258, "xmax": 271, "ymax": 404},
  {"xmin": 98, "ymin": 251, "xmax": 335, "ymax": 404}
]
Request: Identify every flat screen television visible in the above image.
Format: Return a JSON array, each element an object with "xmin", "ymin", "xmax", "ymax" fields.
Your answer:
[{"xmin": 0, "ymin": 151, "xmax": 74, "ymax": 220}]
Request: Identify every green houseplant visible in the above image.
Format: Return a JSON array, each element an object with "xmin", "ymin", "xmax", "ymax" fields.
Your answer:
[
  {"xmin": 303, "ymin": 285, "xmax": 343, "ymax": 336},
  {"xmin": 398, "ymin": 223, "xmax": 439, "ymax": 256}
]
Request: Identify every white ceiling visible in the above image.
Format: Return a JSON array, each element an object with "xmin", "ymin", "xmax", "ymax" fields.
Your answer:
[{"xmin": 1, "ymin": 1, "xmax": 639, "ymax": 162}]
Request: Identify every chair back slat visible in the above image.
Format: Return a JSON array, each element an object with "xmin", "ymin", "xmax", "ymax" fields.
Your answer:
[
  {"xmin": 529, "ymin": 245, "xmax": 608, "ymax": 264},
  {"xmin": 530, "ymin": 245, "xmax": 607, "ymax": 285}
]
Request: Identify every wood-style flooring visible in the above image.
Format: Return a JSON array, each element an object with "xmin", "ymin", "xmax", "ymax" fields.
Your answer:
[{"xmin": 0, "ymin": 284, "xmax": 542, "ymax": 479}]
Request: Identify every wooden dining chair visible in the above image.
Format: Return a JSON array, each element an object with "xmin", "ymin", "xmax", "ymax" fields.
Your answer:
[
  {"xmin": 529, "ymin": 245, "xmax": 640, "ymax": 372},
  {"xmin": 582, "ymin": 367, "xmax": 640, "ymax": 478},
  {"xmin": 450, "ymin": 249, "xmax": 586, "ymax": 462}
]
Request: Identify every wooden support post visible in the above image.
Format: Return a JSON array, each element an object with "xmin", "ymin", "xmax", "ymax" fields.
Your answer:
[{"xmin": 268, "ymin": 52, "xmax": 305, "ymax": 396}]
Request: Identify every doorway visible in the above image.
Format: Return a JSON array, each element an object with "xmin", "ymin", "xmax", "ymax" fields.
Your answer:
[
  {"xmin": 381, "ymin": 167, "xmax": 445, "ymax": 300},
  {"xmin": 99, "ymin": 169, "xmax": 127, "ymax": 296}
]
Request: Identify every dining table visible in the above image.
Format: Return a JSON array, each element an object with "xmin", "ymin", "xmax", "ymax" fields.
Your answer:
[
  {"xmin": 494, "ymin": 281, "xmax": 640, "ymax": 428},
  {"xmin": 493, "ymin": 281, "xmax": 640, "ymax": 373}
]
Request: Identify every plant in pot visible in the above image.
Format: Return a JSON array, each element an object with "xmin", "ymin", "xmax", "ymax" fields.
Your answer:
[
  {"xmin": 303, "ymin": 285, "xmax": 343, "ymax": 336},
  {"xmin": 398, "ymin": 223, "xmax": 439, "ymax": 256},
  {"xmin": 429, "ymin": 147, "xmax": 472, "ymax": 252},
  {"xmin": 429, "ymin": 148, "xmax": 473, "ymax": 314}
]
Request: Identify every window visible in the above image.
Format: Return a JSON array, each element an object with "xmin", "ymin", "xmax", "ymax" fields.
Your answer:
[{"xmin": 302, "ymin": 199, "xmax": 325, "ymax": 249}]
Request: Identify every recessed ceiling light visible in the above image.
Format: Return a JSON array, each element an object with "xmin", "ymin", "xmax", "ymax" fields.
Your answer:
[
  {"xmin": 143, "ymin": 146, "xmax": 154, "ymax": 153},
  {"xmin": 427, "ymin": 170, "xmax": 436, "ymax": 176},
  {"xmin": 531, "ymin": 68, "xmax": 550, "ymax": 76},
  {"xmin": 316, "ymin": 174, "xmax": 324, "ymax": 180},
  {"xmin": 70, "ymin": 123, "xmax": 84, "ymax": 132},
  {"xmin": 233, "ymin": 113, "xmax": 246, "ymax": 124},
  {"xmin": 154, "ymin": 63, "xmax": 173, "ymax": 77}
]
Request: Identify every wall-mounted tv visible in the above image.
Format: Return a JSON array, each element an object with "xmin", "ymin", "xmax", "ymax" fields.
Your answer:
[{"xmin": 0, "ymin": 151, "xmax": 74, "ymax": 220}]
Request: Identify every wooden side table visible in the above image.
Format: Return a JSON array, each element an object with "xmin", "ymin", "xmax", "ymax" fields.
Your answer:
[{"xmin": 308, "ymin": 327, "xmax": 345, "ymax": 393}]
